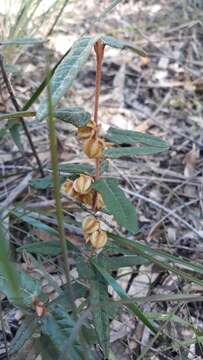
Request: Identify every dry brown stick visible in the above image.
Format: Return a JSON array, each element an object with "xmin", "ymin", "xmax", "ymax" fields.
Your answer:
[
  {"xmin": 0, "ymin": 55, "xmax": 44, "ymax": 177},
  {"xmin": 0, "ymin": 172, "xmax": 32, "ymax": 213},
  {"xmin": 123, "ymin": 187, "xmax": 203, "ymax": 239}
]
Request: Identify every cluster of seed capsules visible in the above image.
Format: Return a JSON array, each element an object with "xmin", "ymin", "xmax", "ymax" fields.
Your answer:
[{"xmin": 61, "ymin": 120, "xmax": 107, "ymax": 249}]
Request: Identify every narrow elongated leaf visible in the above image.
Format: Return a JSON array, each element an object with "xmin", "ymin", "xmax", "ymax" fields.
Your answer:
[
  {"xmin": 109, "ymin": 233, "xmax": 203, "ymax": 276},
  {"xmin": 105, "ymin": 145, "xmax": 168, "ymax": 158},
  {"xmin": 0, "ymin": 225, "xmax": 20, "ymax": 298},
  {"xmin": 9, "ymin": 316, "xmax": 38, "ymax": 355},
  {"xmin": 55, "ymin": 107, "xmax": 91, "ymax": 127},
  {"xmin": 1, "ymin": 37, "xmax": 45, "ymax": 45},
  {"xmin": 90, "ymin": 267, "xmax": 110, "ymax": 358},
  {"xmin": 37, "ymin": 35, "xmax": 101, "ymax": 120},
  {"xmin": 109, "ymin": 233, "xmax": 203, "ymax": 286},
  {"xmin": 17, "ymin": 240, "xmax": 61, "ymax": 256},
  {"xmin": 101, "ymin": 35, "xmax": 146, "ymax": 56},
  {"xmin": 0, "ymin": 111, "xmax": 35, "ymax": 121},
  {"xmin": 93, "ymin": 178, "xmax": 138, "ymax": 233},
  {"xmin": 99, "ymin": 255, "xmax": 149, "ymax": 270},
  {"xmin": 30, "ymin": 176, "xmax": 54, "ymax": 189},
  {"xmin": 59, "ymin": 160, "xmax": 109, "ymax": 175},
  {"xmin": 13, "ymin": 209, "xmax": 58, "ymax": 235},
  {"xmin": 105, "ymin": 127, "xmax": 168, "ymax": 148},
  {"xmin": 91, "ymin": 258, "xmax": 158, "ymax": 334}
]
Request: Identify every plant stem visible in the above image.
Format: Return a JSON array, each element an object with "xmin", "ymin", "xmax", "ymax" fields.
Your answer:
[
  {"xmin": 93, "ymin": 41, "xmax": 105, "ymax": 209},
  {"xmin": 46, "ymin": 78, "xmax": 77, "ymax": 319},
  {"xmin": 93, "ymin": 41, "xmax": 105, "ymax": 126},
  {"xmin": 0, "ymin": 55, "xmax": 44, "ymax": 177},
  {"xmin": 47, "ymin": 72, "xmax": 89, "ymax": 360}
]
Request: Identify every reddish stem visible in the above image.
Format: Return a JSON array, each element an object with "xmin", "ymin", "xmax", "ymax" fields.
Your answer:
[
  {"xmin": 93, "ymin": 41, "xmax": 105, "ymax": 210},
  {"xmin": 93, "ymin": 41, "xmax": 105, "ymax": 125}
]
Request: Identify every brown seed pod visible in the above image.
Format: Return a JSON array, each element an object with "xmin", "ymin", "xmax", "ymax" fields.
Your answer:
[
  {"xmin": 77, "ymin": 120, "xmax": 96, "ymax": 140},
  {"xmin": 82, "ymin": 215, "xmax": 100, "ymax": 235},
  {"xmin": 73, "ymin": 174, "xmax": 93, "ymax": 194},
  {"xmin": 89, "ymin": 230, "xmax": 107, "ymax": 249},
  {"xmin": 95, "ymin": 192, "xmax": 105, "ymax": 210},
  {"xmin": 61, "ymin": 179, "xmax": 75, "ymax": 197},
  {"xmin": 83, "ymin": 136, "xmax": 105, "ymax": 159}
]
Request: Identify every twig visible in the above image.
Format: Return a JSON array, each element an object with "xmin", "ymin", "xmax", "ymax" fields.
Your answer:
[
  {"xmin": 123, "ymin": 187, "xmax": 203, "ymax": 240},
  {"xmin": 0, "ymin": 172, "xmax": 32, "ymax": 214},
  {"xmin": 46, "ymin": 0, "xmax": 69, "ymax": 36},
  {"xmin": 0, "ymin": 55, "xmax": 44, "ymax": 177}
]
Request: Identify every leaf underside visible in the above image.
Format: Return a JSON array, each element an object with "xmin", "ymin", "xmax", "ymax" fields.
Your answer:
[
  {"xmin": 93, "ymin": 177, "xmax": 138, "ymax": 233},
  {"xmin": 55, "ymin": 107, "xmax": 91, "ymax": 127}
]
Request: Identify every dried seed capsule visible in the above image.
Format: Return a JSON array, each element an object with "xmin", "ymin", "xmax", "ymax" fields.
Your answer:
[
  {"xmin": 82, "ymin": 215, "xmax": 100, "ymax": 234},
  {"xmin": 61, "ymin": 179, "xmax": 75, "ymax": 197},
  {"xmin": 73, "ymin": 174, "xmax": 93, "ymax": 194},
  {"xmin": 77, "ymin": 121, "xmax": 96, "ymax": 140},
  {"xmin": 83, "ymin": 137, "xmax": 105, "ymax": 159},
  {"xmin": 95, "ymin": 192, "xmax": 105, "ymax": 210},
  {"xmin": 89, "ymin": 230, "xmax": 107, "ymax": 249}
]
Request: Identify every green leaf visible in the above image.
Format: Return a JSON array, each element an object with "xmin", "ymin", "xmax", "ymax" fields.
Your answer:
[
  {"xmin": 99, "ymin": 255, "xmax": 149, "ymax": 270},
  {"xmin": 37, "ymin": 35, "xmax": 102, "ymax": 121},
  {"xmin": 90, "ymin": 267, "xmax": 110, "ymax": 358},
  {"xmin": 30, "ymin": 176, "xmax": 54, "ymax": 189},
  {"xmin": 9, "ymin": 316, "xmax": 38, "ymax": 355},
  {"xmin": 105, "ymin": 145, "xmax": 168, "ymax": 158},
  {"xmin": 109, "ymin": 233, "xmax": 203, "ymax": 287},
  {"xmin": 51, "ymin": 282, "xmax": 88, "ymax": 310},
  {"xmin": 59, "ymin": 160, "xmax": 109, "ymax": 175},
  {"xmin": 0, "ymin": 224, "xmax": 20, "ymax": 299},
  {"xmin": 0, "ymin": 268, "xmax": 42, "ymax": 306},
  {"xmin": 91, "ymin": 258, "xmax": 158, "ymax": 334},
  {"xmin": 17, "ymin": 240, "xmax": 61, "ymax": 256},
  {"xmin": 93, "ymin": 178, "xmax": 138, "ymax": 233},
  {"xmin": 101, "ymin": 35, "xmax": 146, "ymax": 57},
  {"xmin": 0, "ymin": 111, "xmax": 35, "ymax": 121},
  {"xmin": 13, "ymin": 209, "xmax": 58, "ymax": 235},
  {"xmin": 7, "ymin": 121, "xmax": 23, "ymax": 151},
  {"xmin": 1, "ymin": 37, "xmax": 45, "ymax": 45},
  {"xmin": 105, "ymin": 127, "xmax": 168, "ymax": 148},
  {"xmin": 55, "ymin": 107, "xmax": 91, "ymax": 128},
  {"xmin": 41, "ymin": 306, "xmax": 83, "ymax": 360}
]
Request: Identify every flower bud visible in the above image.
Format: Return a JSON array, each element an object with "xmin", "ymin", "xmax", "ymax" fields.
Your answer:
[
  {"xmin": 83, "ymin": 137, "xmax": 105, "ymax": 159},
  {"xmin": 82, "ymin": 215, "xmax": 100, "ymax": 235},
  {"xmin": 77, "ymin": 120, "xmax": 96, "ymax": 140},
  {"xmin": 89, "ymin": 230, "xmax": 107, "ymax": 249},
  {"xmin": 61, "ymin": 179, "xmax": 75, "ymax": 197},
  {"xmin": 73, "ymin": 174, "xmax": 93, "ymax": 194}
]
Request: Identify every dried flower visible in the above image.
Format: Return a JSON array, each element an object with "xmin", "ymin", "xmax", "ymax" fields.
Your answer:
[
  {"xmin": 95, "ymin": 192, "xmax": 105, "ymax": 210},
  {"xmin": 89, "ymin": 230, "xmax": 107, "ymax": 249},
  {"xmin": 61, "ymin": 179, "xmax": 75, "ymax": 197},
  {"xmin": 73, "ymin": 174, "xmax": 93, "ymax": 194},
  {"xmin": 77, "ymin": 120, "xmax": 96, "ymax": 140},
  {"xmin": 83, "ymin": 136, "xmax": 105, "ymax": 159},
  {"xmin": 82, "ymin": 215, "xmax": 100, "ymax": 235}
]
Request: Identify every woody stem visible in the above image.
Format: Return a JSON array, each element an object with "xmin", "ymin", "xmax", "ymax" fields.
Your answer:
[
  {"xmin": 93, "ymin": 41, "xmax": 105, "ymax": 182},
  {"xmin": 93, "ymin": 41, "xmax": 105, "ymax": 210},
  {"xmin": 93, "ymin": 41, "xmax": 104, "ymax": 126}
]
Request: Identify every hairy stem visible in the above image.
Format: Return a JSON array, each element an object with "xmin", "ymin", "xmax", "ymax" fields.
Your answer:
[{"xmin": 0, "ymin": 55, "xmax": 44, "ymax": 177}]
